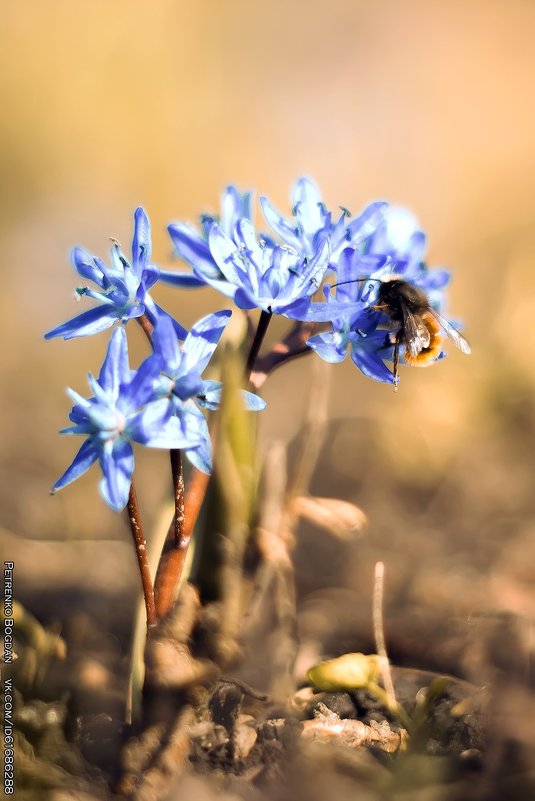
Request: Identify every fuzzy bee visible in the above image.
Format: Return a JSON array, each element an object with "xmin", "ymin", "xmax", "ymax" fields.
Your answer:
[{"xmin": 373, "ymin": 277, "xmax": 471, "ymax": 388}]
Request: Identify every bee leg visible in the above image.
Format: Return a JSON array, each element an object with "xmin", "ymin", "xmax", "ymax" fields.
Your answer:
[{"xmin": 392, "ymin": 336, "xmax": 400, "ymax": 392}]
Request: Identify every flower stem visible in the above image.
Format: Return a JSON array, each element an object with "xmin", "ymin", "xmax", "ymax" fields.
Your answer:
[
  {"xmin": 246, "ymin": 310, "xmax": 273, "ymax": 375},
  {"xmin": 170, "ymin": 449, "xmax": 185, "ymax": 547},
  {"xmin": 154, "ymin": 468, "xmax": 210, "ymax": 619},
  {"xmin": 137, "ymin": 313, "xmax": 154, "ymax": 344},
  {"xmin": 126, "ymin": 481, "xmax": 157, "ymax": 627}
]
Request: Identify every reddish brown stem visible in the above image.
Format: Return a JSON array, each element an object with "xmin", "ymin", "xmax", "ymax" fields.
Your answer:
[
  {"xmin": 137, "ymin": 313, "xmax": 154, "ymax": 343},
  {"xmin": 170, "ymin": 449, "xmax": 185, "ymax": 547},
  {"xmin": 126, "ymin": 482, "xmax": 157, "ymax": 627},
  {"xmin": 154, "ymin": 468, "xmax": 210, "ymax": 619}
]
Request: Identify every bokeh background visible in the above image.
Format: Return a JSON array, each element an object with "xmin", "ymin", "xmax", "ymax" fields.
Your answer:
[{"xmin": 3, "ymin": 0, "xmax": 535, "ymax": 733}]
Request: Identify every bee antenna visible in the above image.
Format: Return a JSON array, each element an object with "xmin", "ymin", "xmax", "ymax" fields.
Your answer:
[{"xmin": 330, "ymin": 277, "xmax": 383, "ymax": 290}]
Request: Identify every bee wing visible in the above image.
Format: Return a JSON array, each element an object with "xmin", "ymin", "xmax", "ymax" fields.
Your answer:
[
  {"xmin": 401, "ymin": 309, "xmax": 431, "ymax": 357},
  {"xmin": 429, "ymin": 310, "xmax": 471, "ymax": 355}
]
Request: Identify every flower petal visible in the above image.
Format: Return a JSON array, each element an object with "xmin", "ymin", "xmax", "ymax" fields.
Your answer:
[
  {"xmin": 159, "ymin": 268, "xmax": 206, "ymax": 288},
  {"xmin": 183, "ymin": 310, "xmax": 232, "ymax": 374},
  {"xmin": 128, "ymin": 401, "xmax": 200, "ymax": 448},
  {"xmin": 152, "ymin": 316, "xmax": 183, "ymax": 374},
  {"xmin": 208, "ymin": 224, "xmax": 250, "ymax": 287},
  {"xmin": 72, "ymin": 247, "xmax": 104, "ymax": 285},
  {"xmin": 259, "ymin": 196, "xmax": 302, "ymax": 251},
  {"xmin": 51, "ymin": 438, "xmax": 99, "ymax": 493},
  {"xmin": 98, "ymin": 327, "xmax": 129, "ymax": 395},
  {"xmin": 221, "ymin": 185, "xmax": 253, "ymax": 236},
  {"xmin": 44, "ymin": 306, "xmax": 120, "ymax": 340},
  {"xmin": 143, "ymin": 299, "xmax": 188, "ymax": 340},
  {"xmin": 99, "ymin": 439, "xmax": 134, "ymax": 511},
  {"xmin": 292, "ymin": 177, "xmax": 325, "ymax": 239},
  {"xmin": 350, "ymin": 346, "xmax": 394, "ymax": 384},
  {"xmin": 307, "ymin": 331, "xmax": 348, "ymax": 363},
  {"xmin": 123, "ymin": 354, "xmax": 162, "ymax": 411},
  {"xmin": 132, "ymin": 207, "xmax": 151, "ymax": 275},
  {"xmin": 346, "ymin": 201, "xmax": 389, "ymax": 247},
  {"xmin": 168, "ymin": 222, "xmax": 221, "ymax": 279},
  {"xmin": 240, "ymin": 389, "xmax": 267, "ymax": 410}
]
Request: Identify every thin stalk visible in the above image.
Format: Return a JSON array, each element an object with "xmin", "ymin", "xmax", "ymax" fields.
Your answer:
[
  {"xmin": 126, "ymin": 482, "xmax": 157, "ymax": 627},
  {"xmin": 136, "ymin": 313, "xmax": 154, "ymax": 344},
  {"xmin": 170, "ymin": 449, "xmax": 185, "ymax": 547},
  {"xmin": 373, "ymin": 562, "xmax": 395, "ymax": 701},
  {"xmin": 246, "ymin": 310, "xmax": 273, "ymax": 374}
]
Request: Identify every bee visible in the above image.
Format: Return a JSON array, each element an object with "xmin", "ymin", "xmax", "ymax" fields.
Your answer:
[{"xmin": 373, "ymin": 278, "xmax": 471, "ymax": 389}]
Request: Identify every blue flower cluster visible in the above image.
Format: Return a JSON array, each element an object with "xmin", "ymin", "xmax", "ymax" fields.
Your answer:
[{"xmin": 47, "ymin": 178, "xmax": 462, "ymax": 510}]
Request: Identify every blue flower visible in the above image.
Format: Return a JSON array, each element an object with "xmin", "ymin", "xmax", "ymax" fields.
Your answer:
[
  {"xmin": 45, "ymin": 208, "xmax": 187, "ymax": 341},
  {"xmin": 150, "ymin": 313, "xmax": 266, "ymax": 473},
  {"xmin": 179, "ymin": 218, "xmax": 338, "ymax": 320},
  {"xmin": 51, "ymin": 327, "xmax": 200, "ymax": 511},
  {"xmin": 260, "ymin": 177, "xmax": 388, "ymax": 268},
  {"xmin": 160, "ymin": 185, "xmax": 253, "ymax": 286}
]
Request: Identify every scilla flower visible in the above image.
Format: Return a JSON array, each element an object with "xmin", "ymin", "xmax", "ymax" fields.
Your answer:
[
  {"xmin": 161, "ymin": 185, "xmax": 253, "ymax": 286},
  {"xmin": 45, "ymin": 208, "xmax": 186, "ymax": 341},
  {"xmin": 260, "ymin": 177, "xmax": 388, "ymax": 269},
  {"xmin": 51, "ymin": 327, "xmax": 201, "ymax": 511}
]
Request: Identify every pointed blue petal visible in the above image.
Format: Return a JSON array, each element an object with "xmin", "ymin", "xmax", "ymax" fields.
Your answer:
[
  {"xmin": 276, "ymin": 297, "xmax": 312, "ymax": 318},
  {"xmin": 183, "ymin": 310, "xmax": 231, "ymax": 374},
  {"xmin": 98, "ymin": 327, "xmax": 129, "ymax": 394},
  {"xmin": 182, "ymin": 407, "xmax": 212, "ymax": 473},
  {"xmin": 233, "ymin": 287, "xmax": 257, "ymax": 310},
  {"xmin": 259, "ymin": 196, "xmax": 301, "ymax": 251},
  {"xmin": 294, "ymin": 236, "xmax": 330, "ymax": 291},
  {"xmin": 66, "ymin": 387, "xmax": 92, "ymax": 408},
  {"xmin": 143, "ymin": 299, "xmax": 188, "ymax": 340},
  {"xmin": 240, "ymin": 390, "xmax": 266, "ymax": 410},
  {"xmin": 51, "ymin": 438, "xmax": 99, "ymax": 493},
  {"xmin": 292, "ymin": 177, "xmax": 325, "ymax": 238},
  {"xmin": 184, "ymin": 443, "xmax": 212, "ymax": 474},
  {"xmin": 168, "ymin": 222, "xmax": 221, "ymax": 279},
  {"xmin": 123, "ymin": 355, "xmax": 161, "ymax": 411},
  {"xmin": 288, "ymin": 299, "xmax": 362, "ymax": 323},
  {"xmin": 99, "ymin": 439, "xmax": 134, "ymax": 511},
  {"xmin": 152, "ymin": 316, "xmax": 183, "ymax": 374},
  {"xmin": 350, "ymin": 347, "xmax": 394, "ymax": 384},
  {"xmin": 139, "ymin": 264, "xmax": 160, "ymax": 293},
  {"xmin": 221, "ymin": 186, "xmax": 253, "ymax": 235},
  {"xmin": 346, "ymin": 201, "xmax": 389, "ymax": 246},
  {"xmin": 72, "ymin": 247, "xmax": 104, "ymax": 285},
  {"xmin": 307, "ymin": 331, "xmax": 348, "ymax": 363},
  {"xmin": 132, "ymin": 207, "xmax": 151, "ymax": 275},
  {"xmin": 209, "ymin": 224, "xmax": 250, "ymax": 287},
  {"xmin": 45, "ymin": 306, "xmax": 120, "ymax": 340},
  {"xmin": 159, "ymin": 268, "xmax": 206, "ymax": 288},
  {"xmin": 128, "ymin": 401, "xmax": 200, "ymax": 448}
]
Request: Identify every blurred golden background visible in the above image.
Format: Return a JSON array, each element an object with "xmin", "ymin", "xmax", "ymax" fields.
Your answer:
[{"xmin": 2, "ymin": 0, "xmax": 535, "ymax": 654}]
